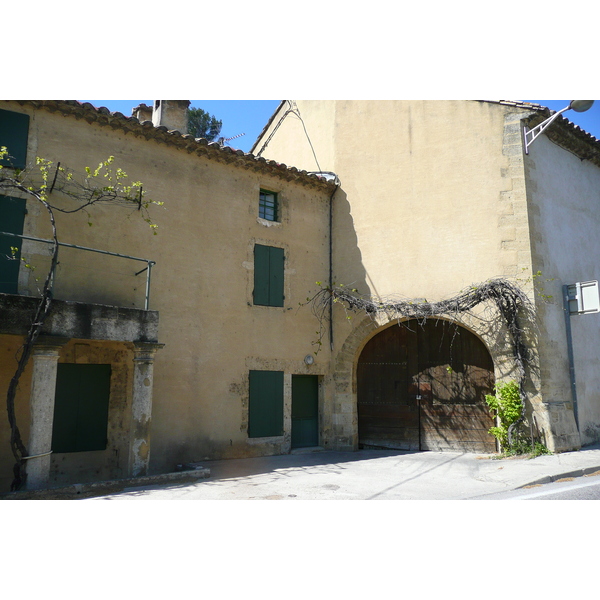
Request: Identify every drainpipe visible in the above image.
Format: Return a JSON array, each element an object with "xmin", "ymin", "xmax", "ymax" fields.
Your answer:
[
  {"xmin": 328, "ymin": 185, "xmax": 338, "ymax": 350},
  {"xmin": 308, "ymin": 173, "xmax": 340, "ymax": 352},
  {"xmin": 562, "ymin": 284, "xmax": 579, "ymax": 431}
]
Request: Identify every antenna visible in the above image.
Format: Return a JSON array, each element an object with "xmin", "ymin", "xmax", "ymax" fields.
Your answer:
[{"xmin": 218, "ymin": 132, "xmax": 246, "ymax": 147}]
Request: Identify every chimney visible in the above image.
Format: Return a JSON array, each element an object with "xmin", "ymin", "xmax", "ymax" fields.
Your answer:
[
  {"xmin": 151, "ymin": 100, "xmax": 190, "ymax": 134},
  {"xmin": 131, "ymin": 103, "xmax": 153, "ymax": 123}
]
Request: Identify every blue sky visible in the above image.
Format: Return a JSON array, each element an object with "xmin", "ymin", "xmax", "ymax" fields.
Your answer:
[
  {"xmin": 522, "ymin": 100, "xmax": 599, "ymax": 140},
  {"xmin": 81, "ymin": 99, "xmax": 599, "ymax": 153},
  {"xmin": 81, "ymin": 100, "xmax": 281, "ymax": 153}
]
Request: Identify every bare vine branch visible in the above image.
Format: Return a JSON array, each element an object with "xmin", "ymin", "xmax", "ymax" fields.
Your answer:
[
  {"xmin": 303, "ymin": 278, "xmax": 536, "ymax": 446},
  {"xmin": 1, "ymin": 148, "xmax": 161, "ymax": 490}
]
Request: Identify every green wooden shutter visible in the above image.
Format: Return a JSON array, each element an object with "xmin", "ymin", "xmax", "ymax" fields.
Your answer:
[
  {"xmin": 51, "ymin": 364, "xmax": 111, "ymax": 453},
  {"xmin": 0, "ymin": 109, "xmax": 30, "ymax": 169},
  {"xmin": 253, "ymin": 244, "xmax": 271, "ymax": 306},
  {"xmin": 248, "ymin": 370, "xmax": 284, "ymax": 438},
  {"xmin": 268, "ymin": 246, "xmax": 284, "ymax": 307},
  {"xmin": 0, "ymin": 195, "xmax": 27, "ymax": 294},
  {"xmin": 253, "ymin": 244, "xmax": 284, "ymax": 307}
]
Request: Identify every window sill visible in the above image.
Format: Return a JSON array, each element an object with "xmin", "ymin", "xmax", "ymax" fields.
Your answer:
[{"xmin": 257, "ymin": 217, "xmax": 282, "ymax": 228}]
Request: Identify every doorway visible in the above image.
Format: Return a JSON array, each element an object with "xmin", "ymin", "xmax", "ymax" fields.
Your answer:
[
  {"xmin": 291, "ymin": 375, "xmax": 319, "ymax": 448},
  {"xmin": 357, "ymin": 320, "xmax": 496, "ymax": 452}
]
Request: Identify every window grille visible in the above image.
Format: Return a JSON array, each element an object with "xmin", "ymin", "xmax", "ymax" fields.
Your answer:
[{"xmin": 259, "ymin": 189, "xmax": 278, "ymax": 221}]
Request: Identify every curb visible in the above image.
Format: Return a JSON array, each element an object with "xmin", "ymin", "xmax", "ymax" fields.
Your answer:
[
  {"xmin": 0, "ymin": 468, "xmax": 210, "ymax": 500},
  {"xmin": 517, "ymin": 465, "xmax": 600, "ymax": 489}
]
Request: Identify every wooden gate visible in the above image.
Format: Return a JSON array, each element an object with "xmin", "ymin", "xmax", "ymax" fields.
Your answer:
[{"xmin": 357, "ymin": 320, "xmax": 496, "ymax": 453}]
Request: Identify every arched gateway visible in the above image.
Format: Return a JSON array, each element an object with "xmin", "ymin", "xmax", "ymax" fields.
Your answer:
[{"xmin": 357, "ymin": 319, "xmax": 496, "ymax": 453}]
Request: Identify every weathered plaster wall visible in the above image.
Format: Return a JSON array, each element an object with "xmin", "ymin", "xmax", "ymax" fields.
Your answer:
[
  {"xmin": 254, "ymin": 101, "xmax": 337, "ymax": 174},
  {"xmin": 1, "ymin": 101, "xmax": 334, "ymax": 476},
  {"xmin": 525, "ymin": 134, "xmax": 600, "ymax": 448},
  {"xmin": 259, "ymin": 100, "xmax": 548, "ymax": 449},
  {"xmin": 260, "ymin": 101, "xmax": 530, "ymax": 299}
]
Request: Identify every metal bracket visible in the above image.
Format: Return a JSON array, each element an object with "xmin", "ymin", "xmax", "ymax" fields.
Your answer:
[{"xmin": 523, "ymin": 106, "xmax": 570, "ymax": 154}]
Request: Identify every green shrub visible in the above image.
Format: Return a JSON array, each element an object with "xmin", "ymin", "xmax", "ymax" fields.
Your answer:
[
  {"xmin": 485, "ymin": 380, "xmax": 522, "ymax": 450},
  {"xmin": 485, "ymin": 381, "xmax": 551, "ymax": 457}
]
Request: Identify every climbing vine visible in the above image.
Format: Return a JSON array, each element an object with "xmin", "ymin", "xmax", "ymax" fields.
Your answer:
[
  {"xmin": 1, "ymin": 147, "xmax": 162, "ymax": 490},
  {"xmin": 304, "ymin": 278, "xmax": 537, "ymax": 446}
]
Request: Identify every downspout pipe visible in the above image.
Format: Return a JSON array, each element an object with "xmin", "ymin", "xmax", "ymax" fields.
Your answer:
[
  {"xmin": 308, "ymin": 172, "xmax": 340, "ymax": 352},
  {"xmin": 562, "ymin": 284, "xmax": 580, "ymax": 431},
  {"xmin": 328, "ymin": 184, "xmax": 338, "ymax": 351}
]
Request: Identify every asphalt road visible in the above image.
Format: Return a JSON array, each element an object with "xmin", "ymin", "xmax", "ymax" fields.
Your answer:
[{"xmin": 474, "ymin": 472, "xmax": 600, "ymax": 500}]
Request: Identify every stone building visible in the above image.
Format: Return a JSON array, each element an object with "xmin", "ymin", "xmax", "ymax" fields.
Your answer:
[
  {"xmin": 252, "ymin": 100, "xmax": 600, "ymax": 455},
  {"xmin": 1, "ymin": 99, "xmax": 599, "ymax": 492},
  {"xmin": 0, "ymin": 100, "xmax": 336, "ymax": 491}
]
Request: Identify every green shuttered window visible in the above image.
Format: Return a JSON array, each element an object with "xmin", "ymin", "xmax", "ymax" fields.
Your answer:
[
  {"xmin": 253, "ymin": 244, "xmax": 284, "ymax": 307},
  {"xmin": 51, "ymin": 364, "xmax": 112, "ymax": 453},
  {"xmin": 0, "ymin": 195, "xmax": 27, "ymax": 294},
  {"xmin": 248, "ymin": 370, "xmax": 284, "ymax": 438},
  {"xmin": 0, "ymin": 108, "xmax": 30, "ymax": 169}
]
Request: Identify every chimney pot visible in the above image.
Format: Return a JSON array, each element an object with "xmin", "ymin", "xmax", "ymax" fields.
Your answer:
[{"xmin": 151, "ymin": 100, "xmax": 190, "ymax": 134}]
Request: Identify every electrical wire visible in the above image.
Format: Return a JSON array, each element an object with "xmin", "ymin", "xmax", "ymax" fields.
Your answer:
[{"xmin": 256, "ymin": 101, "xmax": 324, "ymax": 175}]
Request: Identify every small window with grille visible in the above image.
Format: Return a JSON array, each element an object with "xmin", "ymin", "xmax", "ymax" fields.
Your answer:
[{"xmin": 259, "ymin": 189, "xmax": 278, "ymax": 221}]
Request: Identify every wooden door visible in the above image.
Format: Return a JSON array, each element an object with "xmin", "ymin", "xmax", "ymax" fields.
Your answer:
[
  {"xmin": 357, "ymin": 320, "xmax": 495, "ymax": 452},
  {"xmin": 417, "ymin": 320, "xmax": 496, "ymax": 452},
  {"xmin": 357, "ymin": 325, "xmax": 420, "ymax": 450},
  {"xmin": 291, "ymin": 375, "xmax": 319, "ymax": 448}
]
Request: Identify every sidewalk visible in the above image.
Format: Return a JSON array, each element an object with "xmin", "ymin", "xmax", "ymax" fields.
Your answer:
[
  {"xmin": 89, "ymin": 442, "xmax": 600, "ymax": 500},
  {"xmin": 5, "ymin": 443, "xmax": 600, "ymax": 500}
]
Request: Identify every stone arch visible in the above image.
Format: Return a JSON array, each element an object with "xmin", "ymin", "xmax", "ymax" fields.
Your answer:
[{"xmin": 326, "ymin": 311, "xmax": 520, "ymax": 452}]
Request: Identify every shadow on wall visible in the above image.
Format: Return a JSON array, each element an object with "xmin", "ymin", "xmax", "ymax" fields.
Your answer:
[
  {"xmin": 332, "ymin": 186, "xmax": 369, "ymax": 309},
  {"xmin": 329, "ymin": 185, "xmax": 543, "ymax": 454}
]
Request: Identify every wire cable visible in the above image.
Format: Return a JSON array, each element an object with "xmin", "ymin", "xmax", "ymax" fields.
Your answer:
[{"xmin": 256, "ymin": 101, "xmax": 324, "ymax": 175}]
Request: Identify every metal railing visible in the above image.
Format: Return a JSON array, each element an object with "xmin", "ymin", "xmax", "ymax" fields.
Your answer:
[{"xmin": 0, "ymin": 231, "xmax": 156, "ymax": 310}]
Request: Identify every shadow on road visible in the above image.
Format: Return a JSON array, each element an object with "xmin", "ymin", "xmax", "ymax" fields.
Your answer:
[{"xmin": 198, "ymin": 449, "xmax": 417, "ymax": 483}]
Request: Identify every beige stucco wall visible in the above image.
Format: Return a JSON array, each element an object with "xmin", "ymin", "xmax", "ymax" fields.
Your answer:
[
  {"xmin": 259, "ymin": 101, "xmax": 533, "ymax": 298},
  {"xmin": 525, "ymin": 133, "xmax": 600, "ymax": 447},
  {"xmin": 257, "ymin": 100, "xmax": 582, "ymax": 451},
  {"xmin": 1, "ymin": 101, "xmax": 334, "ymax": 481}
]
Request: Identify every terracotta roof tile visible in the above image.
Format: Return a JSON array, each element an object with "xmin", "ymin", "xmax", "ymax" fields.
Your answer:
[{"xmin": 7, "ymin": 100, "xmax": 338, "ymax": 192}]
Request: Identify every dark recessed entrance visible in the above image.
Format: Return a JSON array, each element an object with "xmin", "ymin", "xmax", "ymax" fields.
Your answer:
[{"xmin": 357, "ymin": 320, "xmax": 496, "ymax": 453}]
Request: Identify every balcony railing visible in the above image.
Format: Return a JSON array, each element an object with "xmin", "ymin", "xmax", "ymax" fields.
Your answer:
[{"xmin": 0, "ymin": 231, "xmax": 156, "ymax": 310}]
